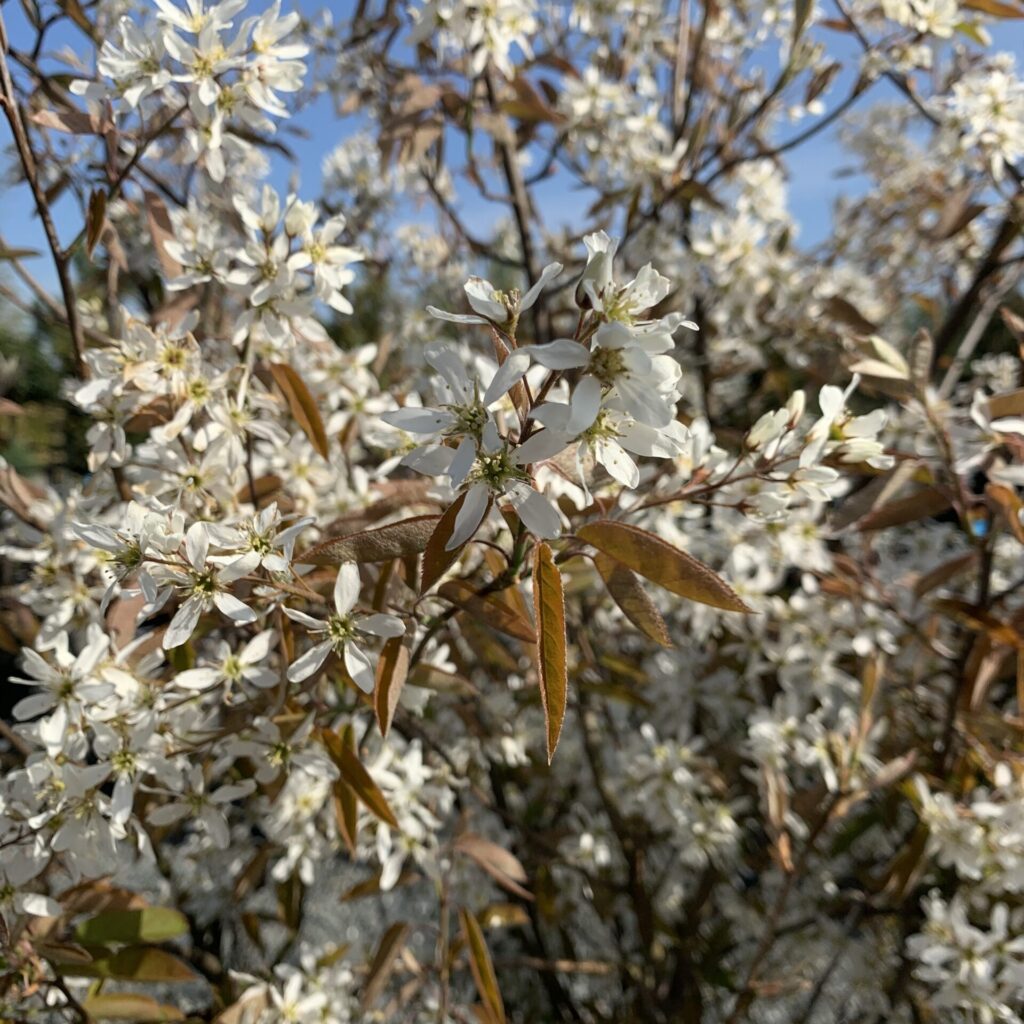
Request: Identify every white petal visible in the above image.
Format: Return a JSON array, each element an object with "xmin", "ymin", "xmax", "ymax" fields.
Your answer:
[
  {"xmin": 174, "ymin": 667, "xmax": 220, "ymax": 690},
  {"xmin": 596, "ymin": 438, "xmax": 640, "ymax": 488},
  {"xmin": 567, "ymin": 376, "xmax": 602, "ymax": 433},
  {"xmin": 240, "ymin": 629, "xmax": 275, "ymax": 665},
  {"xmin": 185, "ymin": 521, "xmax": 210, "ymax": 569},
  {"xmin": 283, "ymin": 606, "xmax": 327, "ymax": 629},
  {"xmin": 482, "ymin": 349, "xmax": 531, "ymax": 407},
  {"xmin": 405, "ymin": 443, "xmax": 456, "ymax": 476},
  {"xmin": 147, "ymin": 803, "xmax": 190, "ymax": 827},
  {"xmin": 448, "ymin": 436, "xmax": 477, "ymax": 488},
  {"xmin": 220, "ymin": 550, "xmax": 261, "ymax": 583},
  {"xmin": 38, "ymin": 704, "xmax": 69, "ymax": 753},
  {"xmin": 334, "ymin": 563, "xmax": 360, "ymax": 615},
  {"xmin": 111, "ymin": 775, "xmax": 135, "ymax": 825},
  {"xmin": 425, "ymin": 306, "xmax": 488, "ymax": 325},
  {"xmin": 358, "ymin": 613, "xmax": 405, "ymax": 638},
  {"xmin": 519, "ymin": 262, "xmax": 562, "ymax": 311},
  {"xmin": 163, "ymin": 597, "xmax": 203, "ymax": 649},
  {"xmin": 343, "ymin": 642, "xmax": 374, "ymax": 692},
  {"xmin": 447, "ymin": 484, "xmax": 489, "ymax": 551},
  {"xmin": 213, "ymin": 592, "xmax": 257, "ymax": 624},
  {"xmin": 287, "ymin": 640, "xmax": 332, "ymax": 683},
  {"xmin": 506, "ymin": 482, "xmax": 561, "ymax": 540},
  {"xmin": 17, "ymin": 893, "xmax": 62, "ymax": 917},
  {"xmin": 522, "ymin": 338, "xmax": 588, "ymax": 370},
  {"xmin": 381, "ymin": 407, "xmax": 457, "ymax": 434},
  {"xmin": 513, "ymin": 429, "xmax": 571, "ymax": 465}
]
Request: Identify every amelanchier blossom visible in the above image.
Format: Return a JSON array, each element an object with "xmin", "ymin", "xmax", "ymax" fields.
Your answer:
[
  {"xmin": 4, "ymin": 0, "xmax": 1024, "ymax": 1021},
  {"xmin": 284, "ymin": 563, "xmax": 405, "ymax": 688}
]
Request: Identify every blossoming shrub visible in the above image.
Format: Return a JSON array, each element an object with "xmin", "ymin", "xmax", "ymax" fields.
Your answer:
[{"xmin": 2, "ymin": 0, "xmax": 1024, "ymax": 1021}]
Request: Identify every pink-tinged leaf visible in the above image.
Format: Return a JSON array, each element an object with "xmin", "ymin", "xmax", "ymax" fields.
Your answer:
[
  {"xmin": 268, "ymin": 362, "xmax": 330, "ymax": 459},
  {"xmin": 577, "ymin": 521, "xmax": 750, "ymax": 613},
  {"xmin": 533, "ymin": 542, "xmax": 567, "ymax": 763},
  {"xmin": 374, "ymin": 635, "xmax": 409, "ymax": 738},
  {"xmin": 299, "ymin": 515, "xmax": 441, "ymax": 565},
  {"xmin": 458, "ymin": 908, "xmax": 506, "ymax": 1024}
]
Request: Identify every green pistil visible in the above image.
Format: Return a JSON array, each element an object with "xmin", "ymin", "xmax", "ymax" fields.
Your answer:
[
  {"xmin": 471, "ymin": 446, "xmax": 524, "ymax": 490},
  {"xmin": 581, "ymin": 411, "xmax": 621, "ymax": 442},
  {"xmin": 588, "ymin": 346, "xmax": 627, "ymax": 386},
  {"xmin": 327, "ymin": 614, "xmax": 357, "ymax": 648},
  {"xmin": 248, "ymin": 530, "xmax": 274, "ymax": 556},
  {"xmin": 191, "ymin": 570, "xmax": 218, "ymax": 597},
  {"xmin": 269, "ymin": 741, "xmax": 292, "ymax": 767},
  {"xmin": 187, "ymin": 378, "xmax": 211, "ymax": 403},
  {"xmin": 449, "ymin": 402, "xmax": 488, "ymax": 437},
  {"xmin": 116, "ymin": 542, "xmax": 143, "ymax": 573}
]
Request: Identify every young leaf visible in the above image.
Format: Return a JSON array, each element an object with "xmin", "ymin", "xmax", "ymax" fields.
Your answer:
[
  {"xmin": 333, "ymin": 778, "xmax": 359, "ymax": 856},
  {"xmin": 439, "ymin": 580, "xmax": 537, "ymax": 643},
  {"xmin": 321, "ymin": 728, "xmax": 399, "ymax": 828},
  {"xmin": 454, "ymin": 833, "xmax": 533, "ymax": 901},
  {"xmin": 30, "ymin": 107, "xmax": 103, "ymax": 135},
  {"xmin": 268, "ymin": 362, "xmax": 330, "ymax": 459},
  {"xmin": 594, "ymin": 553, "xmax": 672, "ymax": 647},
  {"xmin": 144, "ymin": 191, "xmax": 183, "ymax": 280},
  {"xmin": 792, "ymin": 0, "xmax": 814, "ymax": 48},
  {"xmin": 855, "ymin": 487, "xmax": 950, "ymax": 531},
  {"xmin": 577, "ymin": 521, "xmax": 750, "ymax": 613},
  {"xmin": 86, "ymin": 188, "xmax": 107, "ymax": 258},
  {"xmin": 961, "ymin": 0, "xmax": 1024, "ymax": 15},
  {"xmin": 362, "ymin": 922, "xmax": 410, "ymax": 1009},
  {"xmin": 421, "ymin": 492, "xmax": 470, "ymax": 593},
  {"xmin": 532, "ymin": 542, "xmax": 568, "ymax": 762},
  {"xmin": 374, "ymin": 635, "xmax": 409, "ymax": 738},
  {"xmin": 299, "ymin": 515, "xmax": 441, "ymax": 565},
  {"xmin": 458, "ymin": 908, "xmax": 506, "ymax": 1024}
]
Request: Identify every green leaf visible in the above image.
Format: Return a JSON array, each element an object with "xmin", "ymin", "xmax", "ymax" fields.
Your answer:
[
  {"xmin": 63, "ymin": 947, "xmax": 197, "ymax": 982},
  {"xmin": 298, "ymin": 515, "xmax": 441, "ymax": 565},
  {"xmin": 577, "ymin": 521, "xmax": 751, "ymax": 613},
  {"xmin": 81, "ymin": 994, "xmax": 183, "ymax": 1021},
  {"xmin": 75, "ymin": 908, "xmax": 189, "ymax": 946},
  {"xmin": 532, "ymin": 542, "xmax": 567, "ymax": 763}
]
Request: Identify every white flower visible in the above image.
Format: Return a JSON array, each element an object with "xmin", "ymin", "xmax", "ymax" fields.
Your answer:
[
  {"xmin": 426, "ymin": 262, "xmax": 561, "ymax": 329},
  {"xmin": 173, "ymin": 630, "xmax": 278, "ymax": 693},
  {"xmin": 11, "ymin": 630, "xmax": 113, "ymax": 756},
  {"xmin": 284, "ymin": 564, "xmax": 404, "ymax": 689},
  {"xmin": 162, "ymin": 522, "xmax": 259, "ymax": 649},
  {"xmin": 148, "ymin": 765, "xmax": 255, "ymax": 849}
]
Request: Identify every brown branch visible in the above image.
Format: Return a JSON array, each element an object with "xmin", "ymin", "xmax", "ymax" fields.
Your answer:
[{"xmin": 0, "ymin": 11, "xmax": 85, "ymax": 376}]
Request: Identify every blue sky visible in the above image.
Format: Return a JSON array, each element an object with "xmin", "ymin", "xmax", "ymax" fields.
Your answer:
[{"xmin": 3, "ymin": 2, "xmax": 1024, "ymax": 294}]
